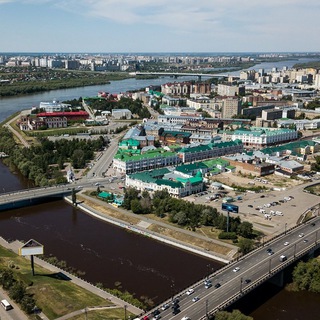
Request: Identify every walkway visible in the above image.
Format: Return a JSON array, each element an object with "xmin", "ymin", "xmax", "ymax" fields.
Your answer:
[{"xmin": 74, "ymin": 193, "xmax": 238, "ymax": 263}]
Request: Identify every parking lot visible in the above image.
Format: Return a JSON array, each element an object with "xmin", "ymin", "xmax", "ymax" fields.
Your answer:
[{"xmin": 185, "ymin": 178, "xmax": 320, "ymax": 239}]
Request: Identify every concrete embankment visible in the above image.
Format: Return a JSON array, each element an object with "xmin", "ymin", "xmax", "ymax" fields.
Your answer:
[{"xmin": 65, "ymin": 196, "xmax": 232, "ymax": 264}]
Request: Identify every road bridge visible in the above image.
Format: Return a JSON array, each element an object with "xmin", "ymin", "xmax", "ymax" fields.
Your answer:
[
  {"xmin": 134, "ymin": 72, "xmax": 231, "ymax": 81},
  {"xmin": 0, "ymin": 186, "xmax": 76, "ymax": 211},
  {"xmin": 142, "ymin": 216, "xmax": 320, "ymax": 320}
]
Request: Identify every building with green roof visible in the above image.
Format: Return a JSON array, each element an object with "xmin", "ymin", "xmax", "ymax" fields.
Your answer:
[
  {"xmin": 231, "ymin": 127, "xmax": 298, "ymax": 148},
  {"xmin": 113, "ymin": 140, "xmax": 243, "ymax": 174},
  {"xmin": 126, "ymin": 168, "xmax": 204, "ymax": 197}
]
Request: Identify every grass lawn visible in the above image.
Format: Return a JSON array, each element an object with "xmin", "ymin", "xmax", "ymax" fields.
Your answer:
[
  {"xmin": 0, "ymin": 246, "xmax": 124, "ymax": 320},
  {"xmin": 68, "ymin": 307, "xmax": 132, "ymax": 320}
]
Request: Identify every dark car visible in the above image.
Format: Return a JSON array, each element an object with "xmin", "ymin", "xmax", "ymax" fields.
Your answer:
[
  {"xmin": 214, "ymin": 283, "xmax": 221, "ymax": 288},
  {"xmin": 171, "ymin": 298, "xmax": 179, "ymax": 305},
  {"xmin": 311, "ymin": 223, "xmax": 316, "ymax": 226},
  {"xmin": 266, "ymin": 248, "xmax": 272, "ymax": 253},
  {"xmin": 248, "ymin": 204, "xmax": 253, "ymax": 208},
  {"xmin": 244, "ymin": 279, "xmax": 251, "ymax": 284},
  {"xmin": 152, "ymin": 309, "xmax": 160, "ymax": 316},
  {"xmin": 172, "ymin": 308, "xmax": 181, "ymax": 315}
]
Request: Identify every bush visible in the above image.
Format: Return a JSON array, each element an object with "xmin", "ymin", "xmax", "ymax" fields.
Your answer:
[{"xmin": 218, "ymin": 232, "xmax": 238, "ymax": 240}]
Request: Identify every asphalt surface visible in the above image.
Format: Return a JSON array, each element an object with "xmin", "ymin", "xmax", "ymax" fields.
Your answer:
[{"xmin": 144, "ymin": 216, "xmax": 320, "ymax": 320}]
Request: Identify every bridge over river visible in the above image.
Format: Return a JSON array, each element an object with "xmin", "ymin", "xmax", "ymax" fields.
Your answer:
[
  {"xmin": 142, "ymin": 216, "xmax": 320, "ymax": 320},
  {"xmin": 133, "ymin": 72, "xmax": 232, "ymax": 80},
  {"xmin": 0, "ymin": 185, "xmax": 76, "ymax": 211},
  {"xmin": 1, "ymin": 186, "xmax": 319, "ymax": 320}
]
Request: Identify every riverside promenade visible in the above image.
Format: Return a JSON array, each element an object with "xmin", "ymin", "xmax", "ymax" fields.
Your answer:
[
  {"xmin": 70, "ymin": 193, "xmax": 237, "ymax": 263},
  {"xmin": 0, "ymin": 237, "xmax": 143, "ymax": 319}
]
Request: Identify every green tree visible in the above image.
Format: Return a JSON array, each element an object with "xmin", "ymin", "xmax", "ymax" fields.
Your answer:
[
  {"xmin": 237, "ymin": 222, "xmax": 253, "ymax": 238},
  {"xmin": 0, "ymin": 268, "xmax": 14, "ymax": 290},
  {"xmin": 130, "ymin": 199, "xmax": 143, "ymax": 214},
  {"xmin": 9, "ymin": 281, "xmax": 26, "ymax": 303},
  {"xmin": 238, "ymin": 238, "xmax": 254, "ymax": 255},
  {"xmin": 292, "ymin": 259, "xmax": 320, "ymax": 293},
  {"xmin": 215, "ymin": 309, "xmax": 253, "ymax": 320},
  {"xmin": 20, "ymin": 294, "xmax": 36, "ymax": 314},
  {"xmin": 122, "ymin": 187, "xmax": 140, "ymax": 209}
]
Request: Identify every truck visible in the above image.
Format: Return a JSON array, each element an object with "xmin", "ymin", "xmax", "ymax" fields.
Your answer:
[{"xmin": 279, "ymin": 255, "xmax": 287, "ymax": 262}]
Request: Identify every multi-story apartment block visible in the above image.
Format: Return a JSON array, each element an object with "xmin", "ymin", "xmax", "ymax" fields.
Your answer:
[
  {"xmin": 217, "ymin": 84, "xmax": 245, "ymax": 96},
  {"xmin": 161, "ymin": 82, "xmax": 191, "ymax": 96},
  {"xmin": 221, "ymin": 96, "xmax": 241, "ymax": 118}
]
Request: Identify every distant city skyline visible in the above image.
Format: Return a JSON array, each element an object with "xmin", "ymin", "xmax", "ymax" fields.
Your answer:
[{"xmin": 1, "ymin": 1, "xmax": 319, "ymax": 53}]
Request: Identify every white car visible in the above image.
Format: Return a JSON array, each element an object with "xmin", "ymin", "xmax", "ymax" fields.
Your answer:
[
  {"xmin": 299, "ymin": 233, "xmax": 304, "ymax": 238},
  {"xmin": 181, "ymin": 317, "xmax": 191, "ymax": 320},
  {"xmin": 284, "ymin": 241, "xmax": 289, "ymax": 246},
  {"xmin": 186, "ymin": 288, "xmax": 195, "ymax": 295},
  {"xmin": 233, "ymin": 267, "xmax": 240, "ymax": 272}
]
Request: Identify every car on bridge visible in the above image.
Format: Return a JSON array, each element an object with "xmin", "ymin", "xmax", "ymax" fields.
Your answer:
[
  {"xmin": 284, "ymin": 241, "xmax": 289, "ymax": 246},
  {"xmin": 186, "ymin": 288, "xmax": 195, "ymax": 295},
  {"xmin": 233, "ymin": 267, "xmax": 240, "ymax": 272}
]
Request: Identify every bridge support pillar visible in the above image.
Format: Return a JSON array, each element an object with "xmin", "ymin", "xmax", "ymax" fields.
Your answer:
[
  {"xmin": 197, "ymin": 76, "xmax": 202, "ymax": 81},
  {"xmin": 269, "ymin": 270, "xmax": 284, "ymax": 287}
]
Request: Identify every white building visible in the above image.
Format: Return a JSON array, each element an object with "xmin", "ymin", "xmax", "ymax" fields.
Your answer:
[
  {"xmin": 232, "ymin": 127, "xmax": 298, "ymax": 148},
  {"xmin": 111, "ymin": 109, "xmax": 132, "ymax": 120},
  {"xmin": 39, "ymin": 100, "xmax": 71, "ymax": 112}
]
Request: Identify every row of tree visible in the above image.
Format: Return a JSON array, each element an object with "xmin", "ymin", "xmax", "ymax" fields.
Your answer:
[
  {"xmin": 0, "ymin": 127, "xmax": 106, "ymax": 186},
  {"xmin": 122, "ymin": 188, "xmax": 255, "ymax": 252},
  {"xmin": 88, "ymin": 96, "xmax": 151, "ymax": 119},
  {"xmin": 0, "ymin": 267, "xmax": 36, "ymax": 314}
]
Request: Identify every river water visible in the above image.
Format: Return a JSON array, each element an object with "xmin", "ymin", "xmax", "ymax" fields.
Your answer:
[{"xmin": 0, "ymin": 59, "xmax": 319, "ymax": 316}]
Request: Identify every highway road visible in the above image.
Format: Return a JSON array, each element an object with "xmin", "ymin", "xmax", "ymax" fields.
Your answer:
[{"xmin": 143, "ymin": 216, "xmax": 320, "ymax": 320}]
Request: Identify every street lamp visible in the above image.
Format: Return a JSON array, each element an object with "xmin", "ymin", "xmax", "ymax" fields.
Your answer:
[
  {"xmin": 207, "ymin": 264, "xmax": 211, "ymax": 279},
  {"xmin": 171, "ymin": 280, "xmax": 175, "ymax": 301},
  {"xmin": 205, "ymin": 299, "xmax": 209, "ymax": 319},
  {"xmin": 285, "ymin": 223, "xmax": 287, "ymax": 235},
  {"xmin": 269, "ymin": 259, "xmax": 272, "ymax": 274}
]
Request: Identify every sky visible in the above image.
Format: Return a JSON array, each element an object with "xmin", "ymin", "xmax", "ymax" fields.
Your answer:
[{"xmin": 0, "ymin": 0, "xmax": 319, "ymax": 53}]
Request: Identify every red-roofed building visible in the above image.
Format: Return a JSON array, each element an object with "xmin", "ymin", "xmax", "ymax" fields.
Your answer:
[{"xmin": 36, "ymin": 111, "xmax": 89, "ymax": 121}]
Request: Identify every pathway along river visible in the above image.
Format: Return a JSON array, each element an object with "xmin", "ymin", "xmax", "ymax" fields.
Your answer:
[{"xmin": 0, "ymin": 64, "xmax": 320, "ymax": 317}]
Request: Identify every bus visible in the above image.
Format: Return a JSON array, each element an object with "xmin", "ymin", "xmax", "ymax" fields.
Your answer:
[{"xmin": 1, "ymin": 299, "xmax": 12, "ymax": 311}]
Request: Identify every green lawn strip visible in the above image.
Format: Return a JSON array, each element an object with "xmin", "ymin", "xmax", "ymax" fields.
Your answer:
[
  {"xmin": 68, "ymin": 308, "xmax": 134, "ymax": 320},
  {"xmin": 0, "ymin": 246, "xmax": 115, "ymax": 319}
]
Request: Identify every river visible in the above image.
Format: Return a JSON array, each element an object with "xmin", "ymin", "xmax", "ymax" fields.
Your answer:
[{"xmin": 0, "ymin": 59, "xmax": 319, "ymax": 317}]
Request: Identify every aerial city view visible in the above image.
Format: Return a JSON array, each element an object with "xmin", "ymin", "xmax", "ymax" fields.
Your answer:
[{"xmin": 0, "ymin": 1, "xmax": 320, "ymax": 320}]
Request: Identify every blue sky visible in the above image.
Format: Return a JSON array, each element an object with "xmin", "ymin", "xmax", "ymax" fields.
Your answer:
[{"xmin": 0, "ymin": 0, "xmax": 319, "ymax": 53}]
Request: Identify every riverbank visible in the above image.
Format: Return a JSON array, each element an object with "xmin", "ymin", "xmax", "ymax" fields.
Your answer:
[
  {"xmin": 70, "ymin": 193, "xmax": 237, "ymax": 263},
  {"xmin": 0, "ymin": 236, "xmax": 143, "ymax": 319}
]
